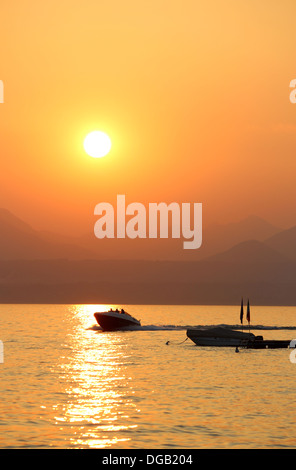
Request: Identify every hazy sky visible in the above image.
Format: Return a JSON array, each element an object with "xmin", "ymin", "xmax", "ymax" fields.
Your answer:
[{"xmin": 1, "ymin": 0, "xmax": 296, "ymax": 235}]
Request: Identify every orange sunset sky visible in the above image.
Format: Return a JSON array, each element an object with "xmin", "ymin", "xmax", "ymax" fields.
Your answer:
[{"xmin": 1, "ymin": 0, "xmax": 296, "ymax": 236}]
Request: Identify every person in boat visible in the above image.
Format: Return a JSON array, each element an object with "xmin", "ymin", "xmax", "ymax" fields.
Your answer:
[
  {"xmin": 121, "ymin": 309, "xmax": 125, "ymax": 314},
  {"xmin": 115, "ymin": 308, "xmax": 119, "ymax": 312}
]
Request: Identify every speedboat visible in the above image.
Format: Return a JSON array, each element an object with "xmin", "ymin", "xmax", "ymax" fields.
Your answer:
[{"xmin": 94, "ymin": 308, "xmax": 141, "ymax": 331}]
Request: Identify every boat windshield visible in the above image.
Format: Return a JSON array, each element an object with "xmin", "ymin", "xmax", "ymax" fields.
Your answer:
[{"xmin": 108, "ymin": 308, "xmax": 131, "ymax": 316}]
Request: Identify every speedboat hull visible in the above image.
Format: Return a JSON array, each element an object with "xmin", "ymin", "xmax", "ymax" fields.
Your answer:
[{"xmin": 94, "ymin": 311, "xmax": 141, "ymax": 331}]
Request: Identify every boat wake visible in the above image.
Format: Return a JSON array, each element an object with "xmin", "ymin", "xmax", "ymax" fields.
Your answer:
[
  {"xmin": 88, "ymin": 323, "xmax": 296, "ymax": 332},
  {"xmin": 212, "ymin": 324, "xmax": 296, "ymax": 331},
  {"xmin": 88, "ymin": 324, "xmax": 183, "ymax": 331}
]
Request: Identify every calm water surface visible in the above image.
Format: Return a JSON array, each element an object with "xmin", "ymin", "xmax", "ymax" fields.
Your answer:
[{"xmin": 0, "ymin": 304, "xmax": 296, "ymax": 448}]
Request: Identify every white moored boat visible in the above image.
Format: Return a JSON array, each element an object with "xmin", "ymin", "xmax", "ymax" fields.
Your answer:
[
  {"xmin": 94, "ymin": 308, "xmax": 141, "ymax": 331},
  {"xmin": 186, "ymin": 326, "xmax": 291, "ymax": 349},
  {"xmin": 186, "ymin": 299, "xmax": 292, "ymax": 349},
  {"xmin": 186, "ymin": 327, "xmax": 255, "ymax": 347}
]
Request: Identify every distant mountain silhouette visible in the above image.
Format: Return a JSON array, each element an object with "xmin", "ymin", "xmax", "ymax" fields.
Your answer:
[
  {"xmin": 204, "ymin": 239, "xmax": 290, "ymax": 264},
  {"xmin": 0, "ymin": 238, "xmax": 295, "ymax": 304},
  {"xmin": 0, "ymin": 208, "xmax": 283, "ymax": 261},
  {"xmin": 0, "ymin": 208, "xmax": 35, "ymax": 234},
  {"xmin": 198, "ymin": 215, "xmax": 281, "ymax": 260},
  {"xmin": 1, "ymin": 208, "xmax": 296, "ymax": 304},
  {"xmin": 265, "ymin": 225, "xmax": 296, "ymax": 261},
  {"xmin": 74, "ymin": 214, "xmax": 282, "ymax": 260},
  {"xmin": 0, "ymin": 208, "xmax": 96, "ymax": 260},
  {"xmin": 196, "ymin": 239, "xmax": 296, "ymax": 286}
]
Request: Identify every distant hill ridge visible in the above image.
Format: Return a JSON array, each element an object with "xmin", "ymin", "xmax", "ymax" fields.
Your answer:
[
  {"xmin": 0, "ymin": 207, "xmax": 290, "ymax": 261},
  {"xmin": 0, "ymin": 208, "xmax": 96, "ymax": 260},
  {"xmin": 0, "ymin": 208, "xmax": 296, "ymax": 304}
]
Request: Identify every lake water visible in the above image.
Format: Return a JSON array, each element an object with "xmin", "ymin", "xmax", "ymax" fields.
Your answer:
[{"xmin": 0, "ymin": 304, "xmax": 296, "ymax": 449}]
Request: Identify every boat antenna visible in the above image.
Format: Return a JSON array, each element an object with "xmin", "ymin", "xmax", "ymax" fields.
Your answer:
[
  {"xmin": 240, "ymin": 297, "xmax": 244, "ymax": 332},
  {"xmin": 246, "ymin": 299, "xmax": 251, "ymax": 335}
]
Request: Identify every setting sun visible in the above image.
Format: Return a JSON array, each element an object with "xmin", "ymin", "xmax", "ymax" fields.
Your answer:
[{"xmin": 83, "ymin": 131, "xmax": 112, "ymax": 158}]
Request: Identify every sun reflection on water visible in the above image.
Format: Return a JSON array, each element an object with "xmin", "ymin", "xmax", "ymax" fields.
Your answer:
[{"xmin": 53, "ymin": 305, "xmax": 139, "ymax": 448}]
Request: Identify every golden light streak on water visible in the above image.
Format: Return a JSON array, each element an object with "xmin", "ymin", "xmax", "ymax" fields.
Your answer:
[
  {"xmin": 51, "ymin": 304, "xmax": 140, "ymax": 448},
  {"xmin": 1, "ymin": 304, "xmax": 296, "ymax": 448}
]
